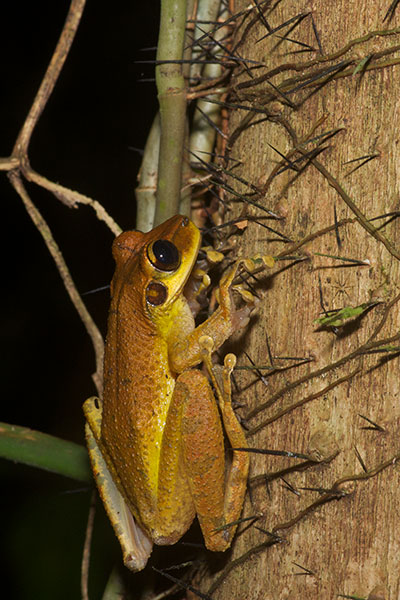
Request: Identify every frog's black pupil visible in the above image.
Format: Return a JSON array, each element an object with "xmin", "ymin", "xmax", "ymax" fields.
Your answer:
[{"xmin": 153, "ymin": 240, "xmax": 179, "ymax": 268}]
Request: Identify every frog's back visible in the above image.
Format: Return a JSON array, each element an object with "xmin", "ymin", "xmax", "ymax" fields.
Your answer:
[
  {"xmin": 102, "ymin": 270, "xmax": 175, "ymax": 522},
  {"xmin": 99, "ymin": 215, "xmax": 201, "ymax": 531}
]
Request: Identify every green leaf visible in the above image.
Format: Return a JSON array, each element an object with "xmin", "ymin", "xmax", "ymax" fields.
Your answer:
[
  {"xmin": 0, "ymin": 422, "xmax": 91, "ymax": 483},
  {"xmin": 314, "ymin": 302, "xmax": 375, "ymax": 327},
  {"xmin": 353, "ymin": 55, "xmax": 371, "ymax": 75}
]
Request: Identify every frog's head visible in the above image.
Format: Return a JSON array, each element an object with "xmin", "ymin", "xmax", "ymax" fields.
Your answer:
[{"xmin": 111, "ymin": 215, "xmax": 201, "ymax": 313}]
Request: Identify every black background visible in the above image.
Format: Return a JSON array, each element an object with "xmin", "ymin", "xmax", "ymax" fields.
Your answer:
[{"xmin": 1, "ymin": 2, "xmax": 162, "ymax": 597}]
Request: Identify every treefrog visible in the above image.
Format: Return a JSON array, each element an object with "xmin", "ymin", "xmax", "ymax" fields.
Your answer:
[{"xmin": 84, "ymin": 215, "xmax": 258, "ymax": 571}]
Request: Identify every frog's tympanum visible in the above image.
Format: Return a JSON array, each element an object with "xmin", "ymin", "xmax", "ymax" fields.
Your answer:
[{"xmin": 84, "ymin": 215, "xmax": 258, "ymax": 571}]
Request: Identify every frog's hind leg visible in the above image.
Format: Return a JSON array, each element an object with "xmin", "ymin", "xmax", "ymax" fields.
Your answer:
[
  {"xmin": 178, "ymin": 345, "xmax": 249, "ymax": 552},
  {"xmin": 83, "ymin": 397, "xmax": 153, "ymax": 571}
]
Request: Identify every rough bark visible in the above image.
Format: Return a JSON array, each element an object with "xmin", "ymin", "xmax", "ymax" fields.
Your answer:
[{"xmin": 195, "ymin": 2, "xmax": 400, "ymax": 598}]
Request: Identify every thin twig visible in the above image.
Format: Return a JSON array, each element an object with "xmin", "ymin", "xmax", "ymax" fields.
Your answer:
[
  {"xmin": 81, "ymin": 490, "xmax": 96, "ymax": 600},
  {"xmin": 8, "ymin": 172, "xmax": 104, "ymax": 393},
  {"xmin": 13, "ymin": 0, "xmax": 86, "ymax": 154}
]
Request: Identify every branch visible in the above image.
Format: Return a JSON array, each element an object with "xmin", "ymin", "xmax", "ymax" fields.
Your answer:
[
  {"xmin": 154, "ymin": 0, "xmax": 188, "ymax": 224},
  {"xmin": 8, "ymin": 172, "xmax": 104, "ymax": 393},
  {"xmin": 12, "ymin": 0, "xmax": 87, "ymax": 156},
  {"xmin": 0, "ymin": 422, "xmax": 91, "ymax": 483}
]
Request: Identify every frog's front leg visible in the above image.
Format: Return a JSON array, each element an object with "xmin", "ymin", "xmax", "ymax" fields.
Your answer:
[
  {"xmin": 170, "ymin": 257, "xmax": 260, "ymax": 373},
  {"xmin": 83, "ymin": 397, "xmax": 153, "ymax": 571},
  {"xmin": 166, "ymin": 348, "xmax": 249, "ymax": 551}
]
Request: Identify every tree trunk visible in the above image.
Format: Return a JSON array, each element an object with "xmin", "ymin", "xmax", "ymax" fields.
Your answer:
[{"xmin": 196, "ymin": 2, "xmax": 400, "ymax": 598}]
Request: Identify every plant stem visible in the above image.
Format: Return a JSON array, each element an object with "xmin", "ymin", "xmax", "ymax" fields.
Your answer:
[
  {"xmin": 155, "ymin": 0, "xmax": 188, "ymax": 224},
  {"xmin": 0, "ymin": 422, "xmax": 91, "ymax": 483}
]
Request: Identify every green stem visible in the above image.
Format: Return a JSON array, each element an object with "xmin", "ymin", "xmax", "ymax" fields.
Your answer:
[
  {"xmin": 135, "ymin": 113, "xmax": 160, "ymax": 232},
  {"xmin": 0, "ymin": 421, "xmax": 91, "ymax": 483},
  {"xmin": 154, "ymin": 0, "xmax": 188, "ymax": 225}
]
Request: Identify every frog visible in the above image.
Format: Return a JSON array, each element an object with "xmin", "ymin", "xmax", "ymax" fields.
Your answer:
[{"xmin": 83, "ymin": 214, "xmax": 260, "ymax": 571}]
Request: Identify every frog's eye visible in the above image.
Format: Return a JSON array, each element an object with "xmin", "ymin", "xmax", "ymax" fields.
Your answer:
[{"xmin": 147, "ymin": 239, "xmax": 180, "ymax": 272}]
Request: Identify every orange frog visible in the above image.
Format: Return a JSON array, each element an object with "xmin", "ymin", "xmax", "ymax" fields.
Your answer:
[{"xmin": 84, "ymin": 215, "xmax": 260, "ymax": 570}]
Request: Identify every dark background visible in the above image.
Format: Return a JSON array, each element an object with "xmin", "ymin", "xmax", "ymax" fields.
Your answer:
[{"xmin": 1, "ymin": 2, "xmax": 162, "ymax": 597}]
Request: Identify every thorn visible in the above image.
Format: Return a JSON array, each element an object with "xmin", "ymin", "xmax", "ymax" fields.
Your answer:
[
  {"xmin": 300, "ymin": 486, "xmax": 334, "ymax": 494},
  {"xmin": 311, "ymin": 14, "xmax": 323, "ymax": 54},
  {"xmin": 179, "ymin": 541, "xmax": 205, "ymax": 548},
  {"xmin": 194, "ymin": 104, "xmax": 228, "ymax": 138},
  {"xmin": 281, "ymin": 476, "xmax": 301, "ymax": 496},
  {"xmin": 252, "ymin": 0, "xmax": 272, "ymax": 33},
  {"xmin": 314, "ymin": 252, "xmax": 370, "ymax": 265},
  {"xmin": 202, "ymin": 96, "xmax": 271, "ymax": 115},
  {"xmin": 272, "ymin": 355, "xmax": 312, "ymax": 363},
  {"xmin": 270, "ymin": 13, "xmax": 312, "ymax": 54},
  {"xmin": 136, "ymin": 58, "xmax": 231, "ymax": 66},
  {"xmin": 216, "ymin": 163, "xmax": 264, "ymax": 194},
  {"xmin": 187, "ymin": 26, "xmax": 263, "ymax": 72},
  {"xmin": 214, "ymin": 514, "xmax": 260, "ymax": 532},
  {"xmin": 186, "ymin": 18, "xmax": 221, "ymax": 25},
  {"xmin": 234, "ymin": 269, "xmax": 260, "ymax": 298},
  {"xmin": 264, "ymin": 473, "xmax": 272, "ymax": 498},
  {"xmin": 287, "ymin": 60, "xmax": 349, "ymax": 95},
  {"xmin": 292, "ymin": 561, "xmax": 315, "ymax": 576},
  {"xmin": 343, "ymin": 152, "xmax": 379, "ymax": 177},
  {"xmin": 274, "ymin": 255, "xmax": 309, "ymax": 262},
  {"xmin": 162, "ymin": 560, "xmax": 196, "ymax": 571},
  {"xmin": 234, "ymin": 355, "xmax": 312, "ymax": 372},
  {"xmin": 274, "ymin": 34, "xmax": 315, "ymax": 53},
  {"xmin": 82, "ymin": 285, "xmax": 110, "ymax": 295},
  {"xmin": 275, "ymin": 145, "xmax": 328, "ymax": 177},
  {"xmin": 233, "ymin": 448, "xmax": 315, "ymax": 460},
  {"xmin": 209, "ymin": 177, "xmax": 279, "ymax": 215},
  {"xmin": 266, "ymin": 79, "xmax": 296, "ymax": 107},
  {"xmin": 152, "ymin": 567, "xmax": 213, "ymax": 600},
  {"xmin": 244, "ymin": 351, "xmax": 269, "ymax": 387},
  {"xmin": 334, "ymin": 204, "xmax": 342, "ymax": 248},
  {"xmin": 203, "ymin": 217, "xmax": 258, "ymax": 232},
  {"xmin": 251, "ymin": 220, "xmax": 293, "ymax": 241},
  {"xmin": 358, "ymin": 414, "xmax": 385, "ymax": 432},
  {"xmin": 257, "ymin": 12, "xmax": 310, "ymax": 44},
  {"xmin": 255, "ymin": 526, "xmax": 284, "ymax": 543},
  {"xmin": 369, "ymin": 210, "xmax": 400, "ymax": 231},
  {"xmin": 193, "ymin": 25, "xmax": 242, "ymax": 68},
  {"xmin": 299, "ymin": 127, "xmax": 344, "ymax": 148},
  {"xmin": 317, "ymin": 273, "xmax": 328, "ymax": 315},
  {"xmin": 354, "ymin": 446, "xmax": 368, "ymax": 473},
  {"xmin": 188, "ymin": 151, "xmax": 281, "ymax": 219},
  {"xmin": 265, "ymin": 332, "xmax": 274, "ymax": 367},
  {"xmin": 370, "ymin": 210, "xmax": 400, "ymax": 221},
  {"xmin": 188, "ymin": 147, "xmax": 241, "ymax": 165},
  {"xmin": 268, "ymin": 143, "xmax": 300, "ymax": 171},
  {"xmin": 383, "ymin": 0, "xmax": 400, "ymax": 22},
  {"xmin": 128, "ymin": 146, "xmax": 145, "ymax": 155},
  {"xmin": 186, "ymin": 2, "xmax": 268, "ymax": 52}
]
